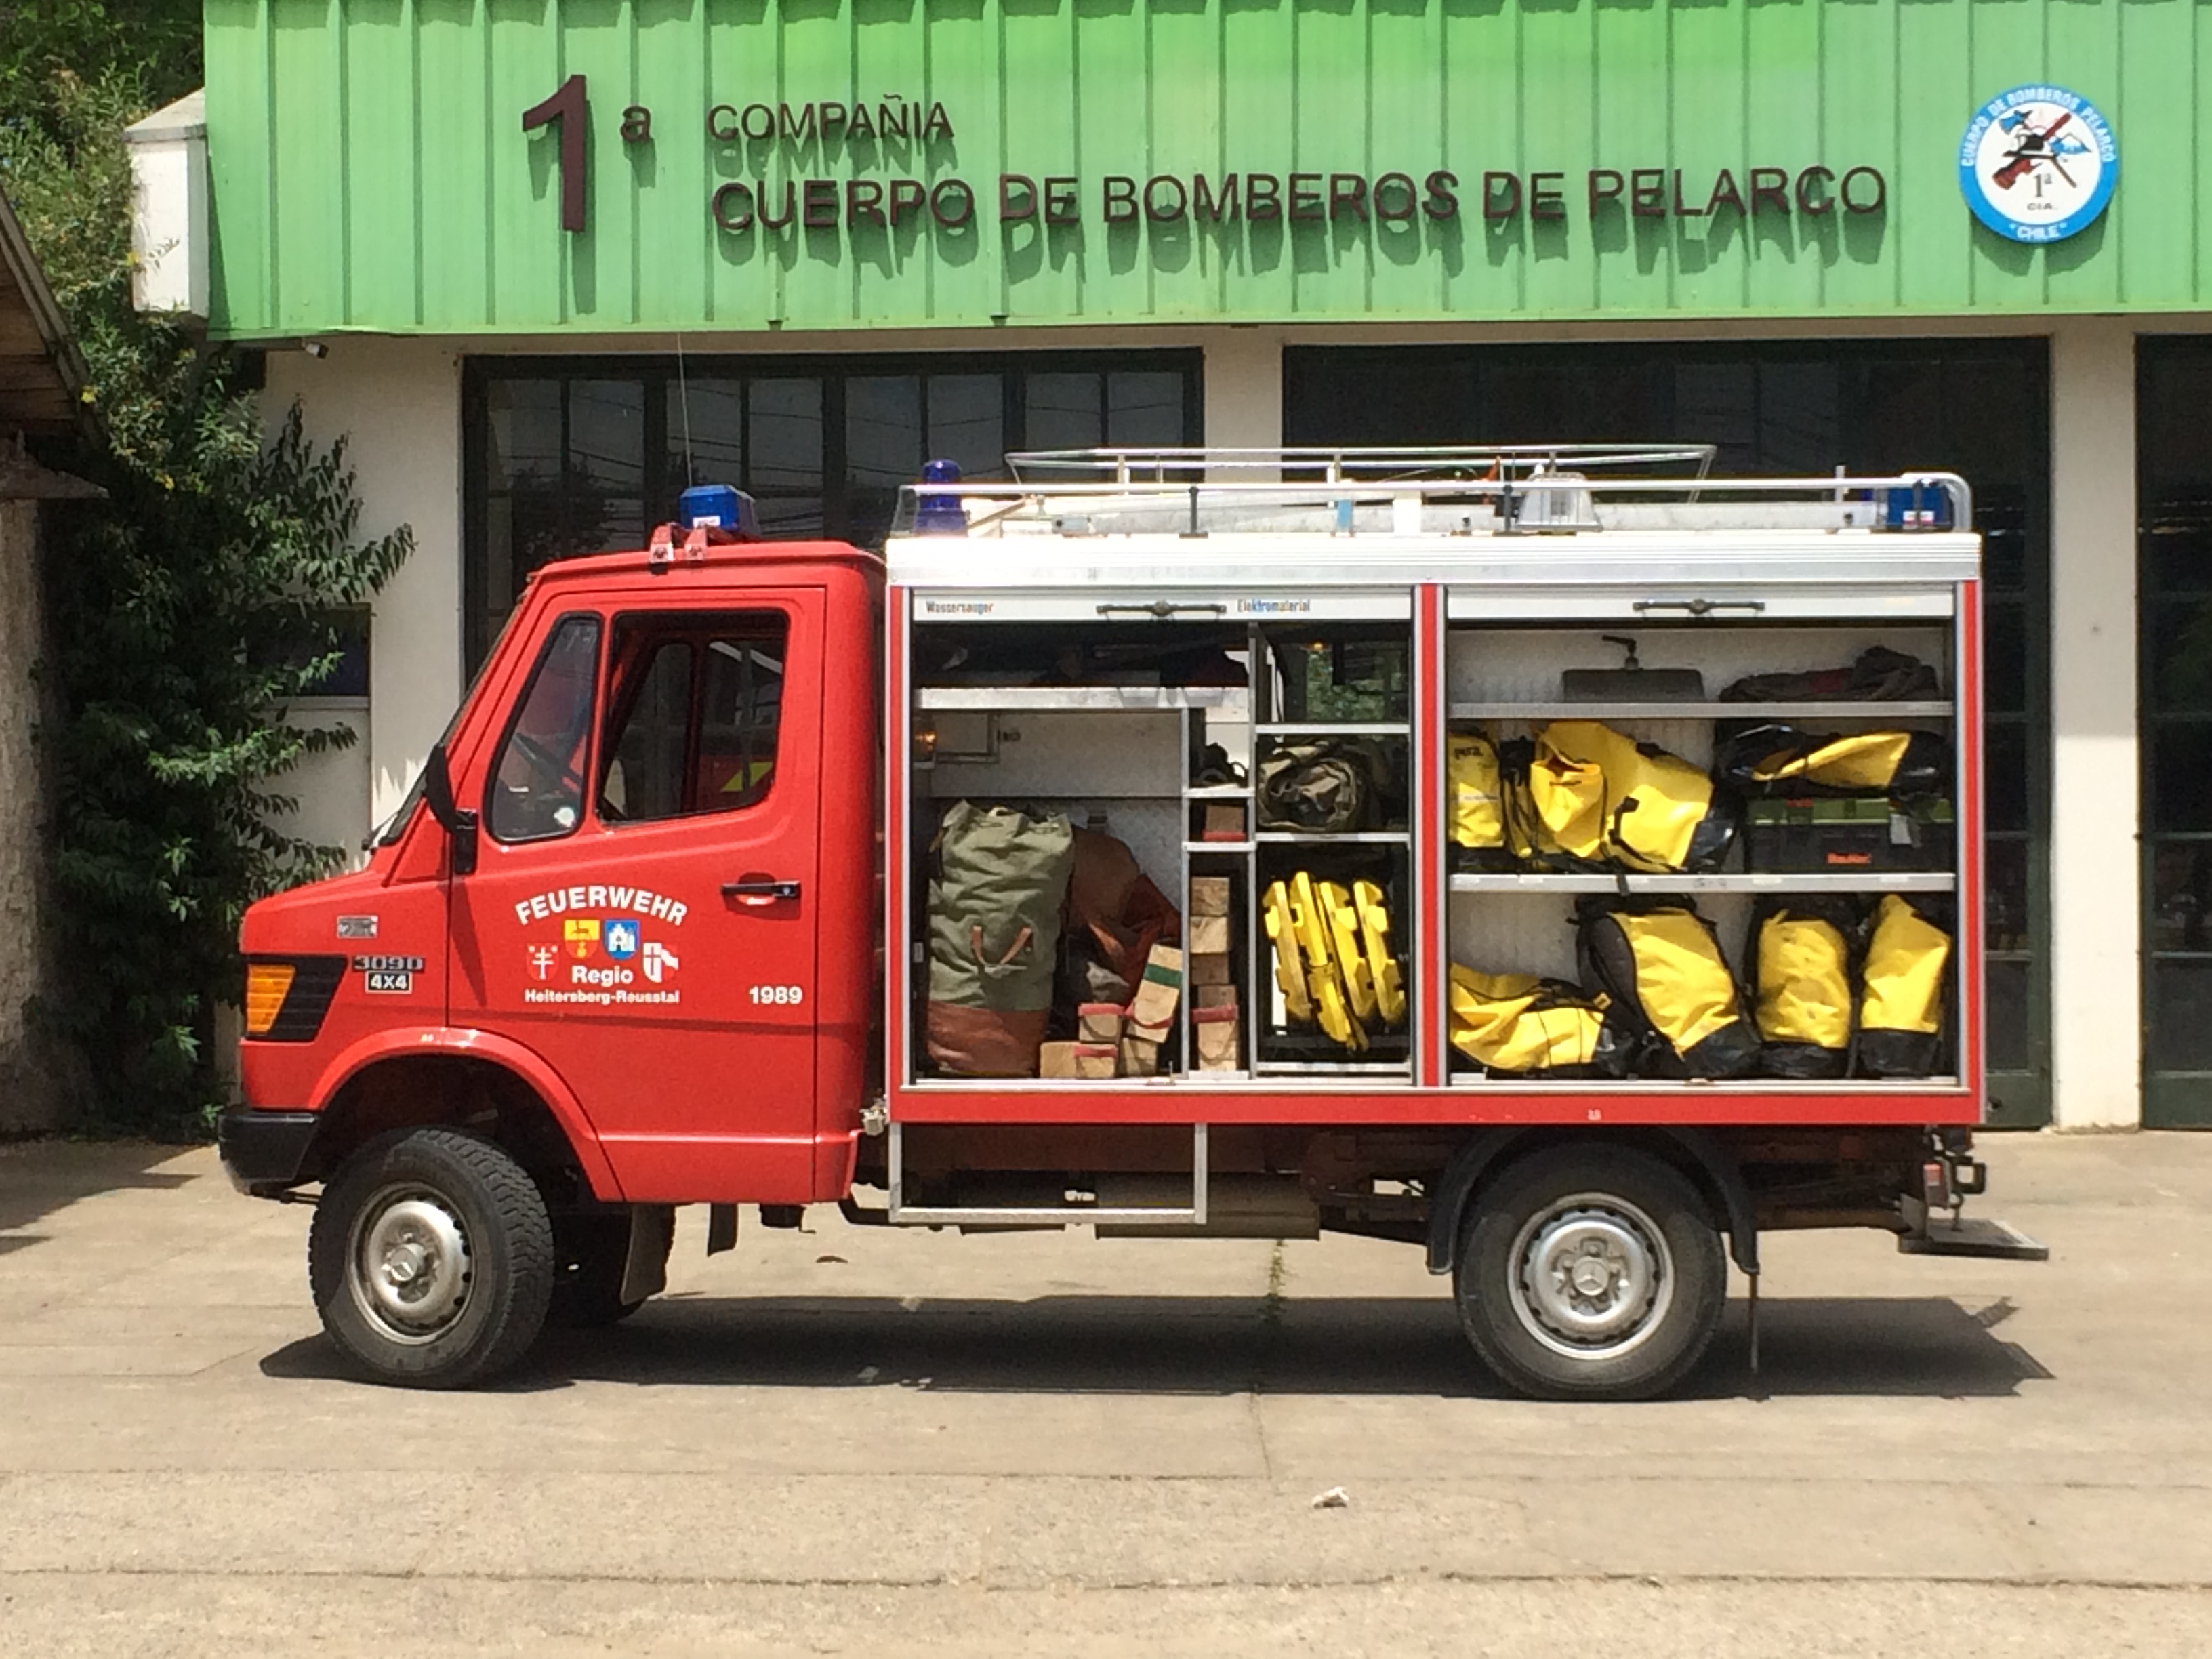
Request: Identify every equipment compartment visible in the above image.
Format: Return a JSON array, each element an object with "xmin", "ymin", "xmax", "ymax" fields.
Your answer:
[
  {"xmin": 903, "ymin": 609, "xmax": 1424, "ymax": 1086},
  {"xmin": 1441, "ymin": 618, "xmax": 1965, "ymax": 1087}
]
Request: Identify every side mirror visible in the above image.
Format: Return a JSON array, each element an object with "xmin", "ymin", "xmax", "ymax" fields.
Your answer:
[{"xmin": 421, "ymin": 743, "xmax": 480, "ymax": 878}]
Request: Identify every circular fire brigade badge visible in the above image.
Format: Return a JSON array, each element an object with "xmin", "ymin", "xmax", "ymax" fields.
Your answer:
[{"xmin": 1959, "ymin": 85, "xmax": 2118, "ymax": 244}]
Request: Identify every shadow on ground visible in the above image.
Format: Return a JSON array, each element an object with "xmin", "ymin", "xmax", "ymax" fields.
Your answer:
[
  {"xmin": 0, "ymin": 1139, "xmax": 194, "ymax": 1239},
  {"xmin": 260, "ymin": 1293, "xmax": 2051, "ymax": 1401}
]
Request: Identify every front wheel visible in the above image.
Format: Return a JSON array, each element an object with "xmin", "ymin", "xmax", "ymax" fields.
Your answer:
[
  {"xmin": 1454, "ymin": 1143, "xmax": 1725, "ymax": 1401},
  {"xmin": 308, "ymin": 1128, "xmax": 554, "ymax": 1389}
]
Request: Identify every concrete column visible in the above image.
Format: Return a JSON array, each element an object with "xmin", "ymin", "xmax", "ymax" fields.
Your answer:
[
  {"xmin": 1201, "ymin": 328, "xmax": 1284, "ymax": 454},
  {"xmin": 2047, "ymin": 319, "xmax": 2141, "ymax": 1129},
  {"xmin": 266, "ymin": 337, "xmax": 465, "ymax": 834}
]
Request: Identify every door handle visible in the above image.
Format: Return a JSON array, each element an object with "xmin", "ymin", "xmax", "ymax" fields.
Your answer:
[{"xmin": 722, "ymin": 877, "xmax": 802, "ymax": 905}]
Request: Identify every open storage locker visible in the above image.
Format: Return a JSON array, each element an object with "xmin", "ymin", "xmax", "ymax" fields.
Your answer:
[
  {"xmin": 1439, "ymin": 605, "xmax": 1973, "ymax": 1091},
  {"xmin": 901, "ymin": 592, "xmax": 1423, "ymax": 1089},
  {"xmin": 884, "ymin": 445, "xmax": 1982, "ymax": 1124}
]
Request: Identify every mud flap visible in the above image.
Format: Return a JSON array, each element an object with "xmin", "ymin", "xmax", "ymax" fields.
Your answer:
[{"xmin": 620, "ymin": 1204, "xmax": 676, "ymax": 1302}]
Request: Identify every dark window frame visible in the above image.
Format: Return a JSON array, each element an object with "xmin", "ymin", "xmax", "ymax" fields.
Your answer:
[
  {"xmin": 2139, "ymin": 336, "xmax": 2212, "ymax": 1126},
  {"xmin": 462, "ymin": 348, "xmax": 1203, "ymax": 670}
]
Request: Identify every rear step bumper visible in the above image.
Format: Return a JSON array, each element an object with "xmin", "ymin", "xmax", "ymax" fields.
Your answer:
[{"xmin": 1899, "ymin": 1216, "xmax": 2049, "ymax": 1261}]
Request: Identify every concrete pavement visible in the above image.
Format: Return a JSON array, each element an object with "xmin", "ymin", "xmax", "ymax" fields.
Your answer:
[{"xmin": 1, "ymin": 1132, "xmax": 2209, "ymax": 1655}]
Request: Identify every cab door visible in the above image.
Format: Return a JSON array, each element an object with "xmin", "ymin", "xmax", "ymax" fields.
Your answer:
[{"xmin": 449, "ymin": 589, "xmax": 825, "ymax": 1203}]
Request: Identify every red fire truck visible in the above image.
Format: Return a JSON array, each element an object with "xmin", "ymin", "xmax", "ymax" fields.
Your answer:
[{"xmin": 220, "ymin": 445, "xmax": 2043, "ymax": 1400}]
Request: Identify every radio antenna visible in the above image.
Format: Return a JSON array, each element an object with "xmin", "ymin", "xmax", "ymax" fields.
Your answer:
[{"xmin": 674, "ymin": 331, "xmax": 696, "ymax": 488}]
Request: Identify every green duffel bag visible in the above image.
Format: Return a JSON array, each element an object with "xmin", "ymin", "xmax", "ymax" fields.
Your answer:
[
  {"xmin": 1256, "ymin": 738, "xmax": 1399, "ymax": 832},
  {"xmin": 926, "ymin": 801, "xmax": 1075, "ymax": 1076}
]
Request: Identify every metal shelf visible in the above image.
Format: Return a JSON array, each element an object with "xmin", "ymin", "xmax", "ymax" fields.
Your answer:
[
  {"xmin": 1254, "ymin": 722, "xmax": 1412, "ymax": 735},
  {"xmin": 1446, "ymin": 700, "xmax": 1954, "ymax": 722},
  {"xmin": 1447, "ymin": 871, "xmax": 1957, "ymax": 894},
  {"xmin": 1254, "ymin": 1060, "xmax": 1416, "ymax": 1077},
  {"xmin": 916, "ymin": 686, "xmax": 1249, "ymax": 712},
  {"xmin": 1445, "ymin": 1073, "xmax": 1963, "ymax": 1091},
  {"xmin": 1185, "ymin": 840, "xmax": 1256, "ymax": 853},
  {"xmin": 1182, "ymin": 783, "xmax": 1252, "ymax": 800},
  {"xmin": 1256, "ymin": 830, "xmax": 1412, "ymax": 844}
]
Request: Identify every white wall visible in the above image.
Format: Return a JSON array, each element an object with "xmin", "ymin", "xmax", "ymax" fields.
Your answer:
[
  {"xmin": 1202, "ymin": 329, "xmax": 1283, "ymax": 455},
  {"xmin": 2047, "ymin": 320, "xmax": 2142, "ymax": 1129},
  {"xmin": 264, "ymin": 339, "xmax": 465, "ymax": 835}
]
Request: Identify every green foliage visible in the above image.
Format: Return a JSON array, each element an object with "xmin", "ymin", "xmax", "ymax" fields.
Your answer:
[
  {"xmin": 5, "ymin": 68, "xmax": 412, "ymax": 1134},
  {"xmin": 0, "ymin": 1, "xmax": 202, "ymax": 133}
]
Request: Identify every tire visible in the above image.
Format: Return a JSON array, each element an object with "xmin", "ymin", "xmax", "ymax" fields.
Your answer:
[
  {"xmin": 548, "ymin": 1212, "xmax": 667, "ymax": 1329},
  {"xmin": 308, "ymin": 1128, "xmax": 554, "ymax": 1389},
  {"xmin": 1453, "ymin": 1143, "xmax": 1725, "ymax": 1402}
]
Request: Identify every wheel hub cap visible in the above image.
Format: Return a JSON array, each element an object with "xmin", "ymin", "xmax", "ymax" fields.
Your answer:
[
  {"xmin": 349, "ymin": 1189, "xmax": 473, "ymax": 1345},
  {"xmin": 1509, "ymin": 1197, "xmax": 1674, "ymax": 1362}
]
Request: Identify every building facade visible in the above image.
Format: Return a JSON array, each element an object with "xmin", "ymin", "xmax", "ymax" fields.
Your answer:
[{"xmin": 159, "ymin": 0, "xmax": 2212, "ymax": 1128}]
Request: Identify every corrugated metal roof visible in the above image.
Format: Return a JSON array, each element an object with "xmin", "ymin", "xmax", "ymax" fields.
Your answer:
[{"xmin": 203, "ymin": 0, "xmax": 2209, "ymax": 339}]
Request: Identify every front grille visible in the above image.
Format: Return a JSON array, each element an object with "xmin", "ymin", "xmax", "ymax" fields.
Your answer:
[{"xmin": 255, "ymin": 955, "xmax": 348, "ymax": 1042}]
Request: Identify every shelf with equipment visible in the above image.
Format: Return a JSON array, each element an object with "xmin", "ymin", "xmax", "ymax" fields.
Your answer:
[
  {"xmin": 1446, "ymin": 700, "xmax": 1954, "ymax": 723},
  {"xmin": 1439, "ymin": 615, "xmax": 1969, "ymax": 1092},
  {"xmin": 1447, "ymin": 872, "xmax": 1957, "ymax": 895}
]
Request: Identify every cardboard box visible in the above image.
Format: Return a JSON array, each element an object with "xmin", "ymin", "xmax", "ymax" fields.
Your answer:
[
  {"xmin": 1188, "ymin": 914, "xmax": 1231, "ymax": 956},
  {"xmin": 1195, "ymin": 983, "xmax": 1240, "ymax": 1010},
  {"xmin": 1077, "ymin": 1002, "xmax": 1126, "ymax": 1043},
  {"xmin": 1128, "ymin": 945, "xmax": 1183, "ymax": 1030},
  {"xmin": 1118, "ymin": 1037, "xmax": 1160, "ymax": 1076},
  {"xmin": 1128, "ymin": 1016, "xmax": 1173, "ymax": 1047},
  {"xmin": 1190, "ymin": 876, "xmax": 1233, "ymax": 916},
  {"xmin": 1201, "ymin": 804, "xmax": 1246, "ymax": 842},
  {"xmin": 1193, "ymin": 1004, "xmax": 1240, "ymax": 1070},
  {"xmin": 1189, "ymin": 952, "xmax": 1233, "ymax": 986},
  {"xmin": 1072, "ymin": 1043, "xmax": 1120, "ymax": 1080},
  {"xmin": 1040, "ymin": 1042, "xmax": 1080, "ymax": 1080}
]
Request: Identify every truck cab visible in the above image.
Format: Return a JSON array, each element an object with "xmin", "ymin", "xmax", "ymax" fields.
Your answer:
[{"xmin": 226, "ymin": 515, "xmax": 880, "ymax": 1382}]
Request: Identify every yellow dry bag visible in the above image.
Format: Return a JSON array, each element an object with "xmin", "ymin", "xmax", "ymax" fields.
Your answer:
[
  {"xmin": 1753, "ymin": 901, "xmax": 1856, "ymax": 1079},
  {"xmin": 1858, "ymin": 894, "xmax": 1950, "ymax": 1077},
  {"xmin": 1576, "ymin": 900, "xmax": 1761, "ymax": 1079},
  {"xmin": 1535, "ymin": 721, "xmax": 1736, "ymax": 874},
  {"xmin": 1448, "ymin": 966, "xmax": 1622, "ymax": 1076}
]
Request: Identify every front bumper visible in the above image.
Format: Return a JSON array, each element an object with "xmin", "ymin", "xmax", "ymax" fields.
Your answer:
[{"xmin": 217, "ymin": 1109, "xmax": 320, "ymax": 1195}]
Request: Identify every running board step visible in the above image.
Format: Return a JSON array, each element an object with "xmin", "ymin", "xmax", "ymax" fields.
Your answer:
[
  {"xmin": 887, "ymin": 1122, "xmax": 1209, "ymax": 1229},
  {"xmin": 1899, "ymin": 1216, "xmax": 2049, "ymax": 1261}
]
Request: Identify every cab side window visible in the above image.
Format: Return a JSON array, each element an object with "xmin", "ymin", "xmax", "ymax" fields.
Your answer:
[
  {"xmin": 487, "ymin": 614, "xmax": 601, "ymax": 843},
  {"xmin": 598, "ymin": 612, "xmax": 787, "ymax": 824}
]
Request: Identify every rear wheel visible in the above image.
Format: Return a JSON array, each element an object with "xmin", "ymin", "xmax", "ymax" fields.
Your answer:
[
  {"xmin": 308, "ymin": 1128, "xmax": 554, "ymax": 1389},
  {"xmin": 1453, "ymin": 1143, "xmax": 1725, "ymax": 1401}
]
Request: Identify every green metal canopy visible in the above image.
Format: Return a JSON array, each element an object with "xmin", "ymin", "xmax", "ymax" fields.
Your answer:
[{"xmin": 201, "ymin": 0, "xmax": 2202, "ymax": 338}]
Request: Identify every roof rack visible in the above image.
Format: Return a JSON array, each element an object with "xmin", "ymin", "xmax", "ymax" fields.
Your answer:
[
  {"xmin": 1004, "ymin": 443, "xmax": 1719, "ymax": 485},
  {"xmin": 887, "ymin": 445, "xmax": 1972, "ymax": 539}
]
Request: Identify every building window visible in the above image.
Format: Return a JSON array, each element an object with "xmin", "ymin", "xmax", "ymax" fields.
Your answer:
[
  {"xmin": 1286, "ymin": 338, "xmax": 2053, "ymax": 1123},
  {"xmin": 2140, "ymin": 338, "xmax": 2212, "ymax": 1126},
  {"xmin": 464, "ymin": 351, "xmax": 1202, "ymax": 669}
]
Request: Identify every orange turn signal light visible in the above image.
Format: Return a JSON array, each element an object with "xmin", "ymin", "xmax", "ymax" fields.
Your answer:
[{"xmin": 243, "ymin": 962, "xmax": 296, "ymax": 1036}]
